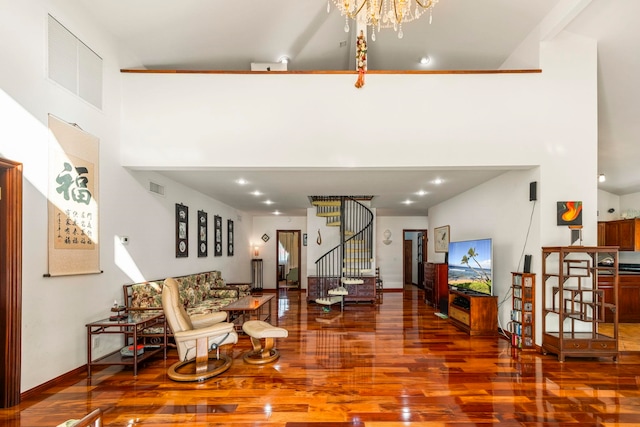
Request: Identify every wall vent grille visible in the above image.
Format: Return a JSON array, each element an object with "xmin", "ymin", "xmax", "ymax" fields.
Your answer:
[{"xmin": 149, "ymin": 181, "xmax": 165, "ymax": 196}]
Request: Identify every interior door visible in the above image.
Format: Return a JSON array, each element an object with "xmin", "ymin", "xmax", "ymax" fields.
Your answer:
[
  {"xmin": 276, "ymin": 230, "xmax": 301, "ymax": 291},
  {"xmin": 403, "ymin": 239, "xmax": 412, "ymax": 285},
  {"xmin": 417, "ymin": 232, "xmax": 425, "ymax": 289},
  {"xmin": 0, "ymin": 158, "xmax": 22, "ymax": 408}
]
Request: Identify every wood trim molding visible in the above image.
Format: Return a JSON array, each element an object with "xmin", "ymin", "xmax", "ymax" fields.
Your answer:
[
  {"xmin": 0, "ymin": 158, "xmax": 23, "ymax": 408},
  {"xmin": 121, "ymin": 68, "xmax": 542, "ymax": 75},
  {"xmin": 20, "ymin": 365, "xmax": 86, "ymax": 402}
]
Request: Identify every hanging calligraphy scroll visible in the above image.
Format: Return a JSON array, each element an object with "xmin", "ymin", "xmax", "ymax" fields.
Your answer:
[{"xmin": 47, "ymin": 114, "xmax": 101, "ymax": 276}]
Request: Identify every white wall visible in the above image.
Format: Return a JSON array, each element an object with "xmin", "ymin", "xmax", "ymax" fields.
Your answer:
[
  {"xmin": 120, "ymin": 70, "xmax": 570, "ymax": 171},
  {"xmin": 620, "ymin": 192, "xmax": 640, "ymax": 218},
  {"xmin": 0, "ymin": 0, "xmax": 250, "ymax": 392},
  {"xmin": 428, "ymin": 169, "xmax": 542, "ymax": 342},
  {"xmin": 432, "ymin": 24, "xmax": 602, "ymax": 341},
  {"xmin": 251, "ymin": 215, "xmax": 307, "ymax": 290},
  {"xmin": 376, "ymin": 217, "xmax": 429, "ymax": 289},
  {"xmin": 0, "ymin": 0, "xmax": 599, "ymax": 392},
  {"xmin": 598, "ymin": 189, "xmax": 620, "ymax": 221}
]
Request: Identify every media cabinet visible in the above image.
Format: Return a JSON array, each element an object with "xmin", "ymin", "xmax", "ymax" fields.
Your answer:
[{"xmin": 448, "ymin": 289, "xmax": 498, "ymax": 336}]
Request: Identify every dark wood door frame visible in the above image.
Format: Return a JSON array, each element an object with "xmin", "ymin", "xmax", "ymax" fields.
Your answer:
[
  {"xmin": 403, "ymin": 240, "xmax": 412, "ymax": 285},
  {"xmin": 0, "ymin": 157, "xmax": 23, "ymax": 408},
  {"xmin": 403, "ymin": 229, "xmax": 428, "ymax": 287}
]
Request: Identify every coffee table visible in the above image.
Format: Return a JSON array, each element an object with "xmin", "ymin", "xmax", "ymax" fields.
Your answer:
[{"xmin": 221, "ymin": 294, "xmax": 275, "ymax": 331}]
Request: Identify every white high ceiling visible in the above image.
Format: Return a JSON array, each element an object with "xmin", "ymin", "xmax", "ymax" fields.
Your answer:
[{"xmin": 76, "ymin": 0, "xmax": 639, "ymax": 216}]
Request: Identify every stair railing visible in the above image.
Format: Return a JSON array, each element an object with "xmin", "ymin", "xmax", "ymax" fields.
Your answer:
[{"xmin": 315, "ymin": 196, "xmax": 373, "ymax": 301}]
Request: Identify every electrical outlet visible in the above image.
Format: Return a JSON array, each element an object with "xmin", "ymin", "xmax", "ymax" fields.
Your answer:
[{"xmin": 92, "ymin": 336, "xmax": 100, "ymax": 349}]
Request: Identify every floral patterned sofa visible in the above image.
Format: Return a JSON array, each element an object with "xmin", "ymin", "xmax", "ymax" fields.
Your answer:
[
  {"xmin": 124, "ymin": 270, "xmax": 251, "ymax": 316},
  {"xmin": 123, "ymin": 271, "xmax": 251, "ymax": 341}
]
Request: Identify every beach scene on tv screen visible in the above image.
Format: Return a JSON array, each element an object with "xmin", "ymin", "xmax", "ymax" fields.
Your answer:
[{"xmin": 448, "ymin": 238, "xmax": 492, "ymax": 295}]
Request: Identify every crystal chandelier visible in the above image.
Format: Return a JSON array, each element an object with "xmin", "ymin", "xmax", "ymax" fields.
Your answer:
[{"xmin": 328, "ymin": 0, "xmax": 440, "ymax": 40}]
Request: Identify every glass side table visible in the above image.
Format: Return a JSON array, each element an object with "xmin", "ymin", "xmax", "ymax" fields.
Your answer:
[{"xmin": 86, "ymin": 310, "xmax": 167, "ymax": 377}]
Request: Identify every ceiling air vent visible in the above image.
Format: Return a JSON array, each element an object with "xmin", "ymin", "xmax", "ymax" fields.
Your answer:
[{"xmin": 149, "ymin": 181, "xmax": 165, "ymax": 197}]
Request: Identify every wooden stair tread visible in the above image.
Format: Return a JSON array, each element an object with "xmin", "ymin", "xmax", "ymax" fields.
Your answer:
[
  {"xmin": 312, "ymin": 200, "xmax": 341, "ymax": 207},
  {"xmin": 316, "ymin": 211, "xmax": 340, "ymax": 217},
  {"xmin": 315, "ymin": 296, "xmax": 343, "ymax": 305}
]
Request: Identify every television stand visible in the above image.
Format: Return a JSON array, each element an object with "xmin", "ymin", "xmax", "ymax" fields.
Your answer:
[{"xmin": 448, "ymin": 289, "xmax": 498, "ymax": 336}]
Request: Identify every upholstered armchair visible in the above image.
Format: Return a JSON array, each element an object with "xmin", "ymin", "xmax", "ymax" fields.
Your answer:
[
  {"xmin": 286, "ymin": 267, "xmax": 299, "ymax": 287},
  {"xmin": 161, "ymin": 277, "xmax": 238, "ymax": 381}
]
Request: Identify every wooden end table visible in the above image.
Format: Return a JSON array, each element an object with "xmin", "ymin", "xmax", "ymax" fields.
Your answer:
[{"xmin": 86, "ymin": 310, "xmax": 167, "ymax": 377}]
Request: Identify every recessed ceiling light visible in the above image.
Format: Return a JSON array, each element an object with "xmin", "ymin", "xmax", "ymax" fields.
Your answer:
[
  {"xmin": 236, "ymin": 178, "xmax": 248, "ymax": 185},
  {"xmin": 279, "ymin": 56, "xmax": 289, "ymax": 64},
  {"xmin": 251, "ymin": 190, "xmax": 262, "ymax": 196},
  {"xmin": 264, "ymin": 200, "xmax": 274, "ymax": 205},
  {"xmin": 416, "ymin": 190, "xmax": 428, "ymax": 196},
  {"xmin": 419, "ymin": 56, "xmax": 430, "ymax": 65},
  {"xmin": 598, "ymin": 174, "xmax": 606, "ymax": 183},
  {"xmin": 273, "ymin": 210, "xmax": 281, "ymax": 215},
  {"xmin": 402, "ymin": 199, "xmax": 414, "ymax": 205},
  {"xmin": 433, "ymin": 178, "xmax": 443, "ymax": 185}
]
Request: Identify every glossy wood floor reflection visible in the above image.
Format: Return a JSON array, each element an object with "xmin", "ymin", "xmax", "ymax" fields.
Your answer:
[{"xmin": 3, "ymin": 286, "xmax": 640, "ymax": 426}]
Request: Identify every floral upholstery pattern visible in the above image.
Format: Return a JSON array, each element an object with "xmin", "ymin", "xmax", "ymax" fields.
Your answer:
[
  {"xmin": 127, "ymin": 273, "xmax": 241, "ymax": 312},
  {"xmin": 208, "ymin": 270, "xmax": 251, "ymax": 297},
  {"xmin": 130, "ymin": 281, "xmax": 164, "ymax": 309},
  {"xmin": 124, "ymin": 271, "xmax": 246, "ymax": 338}
]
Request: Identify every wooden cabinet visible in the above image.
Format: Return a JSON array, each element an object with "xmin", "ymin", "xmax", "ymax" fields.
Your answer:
[
  {"xmin": 448, "ymin": 290, "xmax": 498, "ymax": 336},
  {"xmin": 597, "ymin": 222, "xmax": 606, "ymax": 246},
  {"xmin": 602, "ymin": 218, "xmax": 640, "ymax": 251},
  {"xmin": 424, "ymin": 263, "xmax": 448, "ymax": 312},
  {"xmin": 541, "ymin": 246, "xmax": 618, "ymax": 362},
  {"xmin": 510, "ymin": 272, "xmax": 536, "ymax": 351},
  {"xmin": 598, "ymin": 274, "xmax": 640, "ymax": 323},
  {"xmin": 306, "ymin": 276, "xmax": 375, "ymax": 304}
]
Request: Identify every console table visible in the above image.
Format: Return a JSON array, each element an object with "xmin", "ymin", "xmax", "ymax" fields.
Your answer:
[
  {"xmin": 86, "ymin": 310, "xmax": 167, "ymax": 377},
  {"xmin": 448, "ymin": 290, "xmax": 498, "ymax": 336}
]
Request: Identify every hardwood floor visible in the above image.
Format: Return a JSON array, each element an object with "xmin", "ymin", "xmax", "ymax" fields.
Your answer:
[
  {"xmin": 599, "ymin": 323, "xmax": 640, "ymax": 352},
  {"xmin": 3, "ymin": 286, "xmax": 640, "ymax": 426}
]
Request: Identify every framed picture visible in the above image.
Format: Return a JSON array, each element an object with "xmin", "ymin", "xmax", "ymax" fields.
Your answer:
[
  {"xmin": 214, "ymin": 215, "xmax": 222, "ymax": 257},
  {"xmin": 434, "ymin": 225, "xmax": 450, "ymax": 253},
  {"xmin": 175, "ymin": 203, "xmax": 188, "ymax": 258},
  {"xmin": 197, "ymin": 210, "xmax": 207, "ymax": 257},
  {"xmin": 227, "ymin": 219, "xmax": 234, "ymax": 256},
  {"xmin": 557, "ymin": 201, "xmax": 583, "ymax": 226}
]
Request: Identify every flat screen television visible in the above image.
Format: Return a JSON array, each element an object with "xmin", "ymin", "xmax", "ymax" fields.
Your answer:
[{"xmin": 447, "ymin": 238, "xmax": 493, "ymax": 296}]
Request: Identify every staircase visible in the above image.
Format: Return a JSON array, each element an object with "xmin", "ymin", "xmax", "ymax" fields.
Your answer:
[{"xmin": 311, "ymin": 196, "xmax": 374, "ymax": 307}]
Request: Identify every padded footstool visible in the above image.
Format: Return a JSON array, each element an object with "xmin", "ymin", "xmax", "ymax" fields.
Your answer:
[{"xmin": 242, "ymin": 320, "xmax": 288, "ymax": 364}]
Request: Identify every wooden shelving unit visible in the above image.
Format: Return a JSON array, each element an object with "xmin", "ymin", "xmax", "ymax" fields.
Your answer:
[
  {"xmin": 541, "ymin": 246, "xmax": 619, "ymax": 362},
  {"xmin": 510, "ymin": 272, "xmax": 535, "ymax": 351}
]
